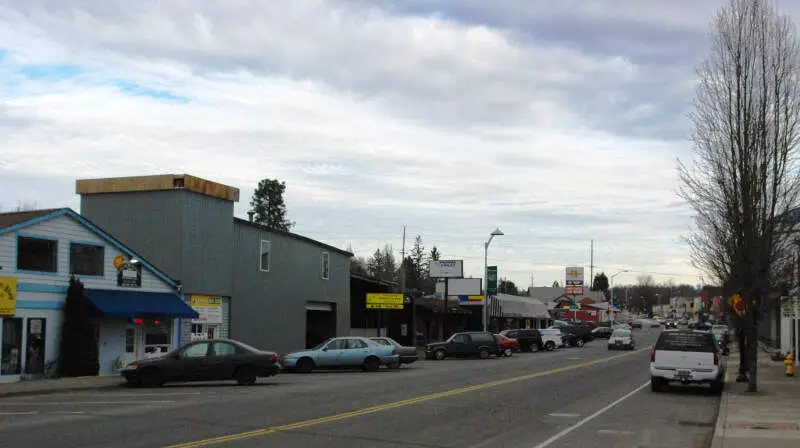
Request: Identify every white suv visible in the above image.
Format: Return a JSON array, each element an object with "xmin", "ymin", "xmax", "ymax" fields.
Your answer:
[
  {"xmin": 538, "ymin": 329, "xmax": 564, "ymax": 351},
  {"xmin": 650, "ymin": 329, "xmax": 724, "ymax": 394}
]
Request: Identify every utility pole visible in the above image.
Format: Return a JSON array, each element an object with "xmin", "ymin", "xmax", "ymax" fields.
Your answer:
[
  {"xmin": 400, "ymin": 226, "xmax": 411, "ymax": 345},
  {"xmin": 589, "ymin": 239, "xmax": 594, "ymax": 287}
]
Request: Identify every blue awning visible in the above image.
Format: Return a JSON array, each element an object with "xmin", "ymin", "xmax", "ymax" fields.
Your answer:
[{"xmin": 85, "ymin": 289, "xmax": 199, "ymax": 319}]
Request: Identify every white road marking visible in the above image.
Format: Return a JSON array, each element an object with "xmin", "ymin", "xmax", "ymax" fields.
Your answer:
[
  {"xmin": 532, "ymin": 381, "xmax": 650, "ymax": 448},
  {"xmin": 567, "ymin": 357, "xmax": 581, "ymax": 360},
  {"xmin": 598, "ymin": 429, "xmax": 634, "ymax": 435},
  {"xmin": 548, "ymin": 413, "xmax": 581, "ymax": 418},
  {"xmin": 75, "ymin": 392, "xmax": 202, "ymax": 397},
  {"xmin": 0, "ymin": 400, "xmax": 175, "ymax": 406},
  {"xmin": 51, "ymin": 411, "xmax": 87, "ymax": 415},
  {"xmin": 0, "ymin": 411, "xmax": 39, "ymax": 415}
]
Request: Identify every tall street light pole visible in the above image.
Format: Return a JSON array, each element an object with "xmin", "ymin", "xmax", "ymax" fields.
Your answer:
[
  {"xmin": 483, "ymin": 227, "xmax": 504, "ymax": 332},
  {"xmin": 609, "ymin": 270, "xmax": 628, "ymax": 322}
]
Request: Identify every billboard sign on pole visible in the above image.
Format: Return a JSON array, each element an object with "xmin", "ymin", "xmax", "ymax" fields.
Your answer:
[
  {"xmin": 446, "ymin": 278, "xmax": 482, "ymax": 296},
  {"xmin": 430, "ymin": 260, "xmax": 464, "ymax": 278},
  {"xmin": 565, "ymin": 267, "xmax": 584, "ymax": 286}
]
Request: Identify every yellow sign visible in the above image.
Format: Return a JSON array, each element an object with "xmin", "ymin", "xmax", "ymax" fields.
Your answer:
[
  {"xmin": 366, "ymin": 293, "xmax": 403, "ymax": 310},
  {"xmin": 468, "ymin": 295, "xmax": 483, "ymax": 301},
  {"xmin": 366, "ymin": 303, "xmax": 404, "ymax": 310},
  {"xmin": 191, "ymin": 295, "xmax": 223, "ymax": 307},
  {"xmin": 0, "ymin": 277, "xmax": 18, "ymax": 316}
]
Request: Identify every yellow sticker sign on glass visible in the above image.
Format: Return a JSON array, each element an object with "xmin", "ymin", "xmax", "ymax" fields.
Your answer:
[
  {"xmin": 0, "ymin": 277, "xmax": 18, "ymax": 316},
  {"xmin": 191, "ymin": 295, "xmax": 223, "ymax": 307}
]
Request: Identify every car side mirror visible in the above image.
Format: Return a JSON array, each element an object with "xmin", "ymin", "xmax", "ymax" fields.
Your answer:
[{"xmin": 322, "ymin": 347, "xmax": 328, "ymax": 351}]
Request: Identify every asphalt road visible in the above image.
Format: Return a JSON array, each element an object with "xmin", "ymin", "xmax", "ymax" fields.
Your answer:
[{"xmin": 0, "ymin": 327, "xmax": 721, "ymax": 448}]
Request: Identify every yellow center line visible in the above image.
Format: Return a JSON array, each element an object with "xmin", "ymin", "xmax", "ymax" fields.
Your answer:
[{"xmin": 163, "ymin": 347, "xmax": 651, "ymax": 448}]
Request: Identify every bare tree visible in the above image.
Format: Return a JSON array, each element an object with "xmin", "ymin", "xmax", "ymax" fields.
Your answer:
[
  {"xmin": 0, "ymin": 201, "xmax": 38, "ymax": 213},
  {"xmin": 679, "ymin": 0, "xmax": 800, "ymax": 391}
]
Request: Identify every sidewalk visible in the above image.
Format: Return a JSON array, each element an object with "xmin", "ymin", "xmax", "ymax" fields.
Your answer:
[
  {"xmin": 0, "ymin": 375, "xmax": 125, "ymax": 399},
  {"xmin": 711, "ymin": 349, "xmax": 800, "ymax": 447}
]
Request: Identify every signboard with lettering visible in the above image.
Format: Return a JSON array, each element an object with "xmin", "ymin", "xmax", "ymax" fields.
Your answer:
[
  {"xmin": 0, "ymin": 277, "xmax": 17, "ymax": 316},
  {"xmin": 366, "ymin": 293, "xmax": 404, "ymax": 310},
  {"xmin": 429, "ymin": 260, "xmax": 464, "ymax": 278},
  {"xmin": 190, "ymin": 295, "xmax": 224, "ymax": 324}
]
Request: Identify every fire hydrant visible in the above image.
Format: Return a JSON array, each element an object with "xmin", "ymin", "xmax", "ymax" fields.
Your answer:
[{"xmin": 786, "ymin": 353, "xmax": 795, "ymax": 377}]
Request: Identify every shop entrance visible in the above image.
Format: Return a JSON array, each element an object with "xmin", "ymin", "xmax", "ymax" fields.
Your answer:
[{"xmin": 305, "ymin": 302, "xmax": 336, "ymax": 348}]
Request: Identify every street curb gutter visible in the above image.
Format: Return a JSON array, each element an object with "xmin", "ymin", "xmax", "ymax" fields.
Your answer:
[
  {"xmin": 709, "ymin": 358, "xmax": 733, "ymax": 448},
  {"xmin": 0, "ymin": 379, "xmax": 126, "ymax": 399}
]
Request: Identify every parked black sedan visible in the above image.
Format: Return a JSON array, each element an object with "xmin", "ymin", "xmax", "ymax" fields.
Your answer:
[
  {"xmin": 121, "ymin": 339, "xmax": 281, "ymax": 387},
  {"xmin": 591, "ymin": 327, "xmax": 614, "ymax": 339}
]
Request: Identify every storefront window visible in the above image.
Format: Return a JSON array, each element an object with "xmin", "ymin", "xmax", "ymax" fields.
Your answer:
[
  {"xmin": 143, "ymin": 325, "xmax": 170, "ymax": 358},
  {"xmin": 25, "ymin": 318, "xmax": 46, "ymax": 375},
  {"xmin": 1, "ymin": 318, "xmax": 23, "ymax": 375}
]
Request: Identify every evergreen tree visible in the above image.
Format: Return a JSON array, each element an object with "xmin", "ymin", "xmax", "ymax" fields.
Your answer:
[
  {"xmin": 249, "ymin": 178, "xmax": 293, "ymax": 231},
  {"xmin": 59, "ymin": 277, "xmax": 99, "ymax": 377}
]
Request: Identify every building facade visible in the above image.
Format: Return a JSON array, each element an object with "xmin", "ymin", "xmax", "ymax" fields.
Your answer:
[
  {"xmin": 77, "ymin": 174, "xmax": 352, "ymax": 355},
  {"xmin": 0, "ymin": 208, "xmax": 196, "ymax": 381}
]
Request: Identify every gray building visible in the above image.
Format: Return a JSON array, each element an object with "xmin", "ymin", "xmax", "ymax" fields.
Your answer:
[{"xmin": 76, "ymin": 174, "xmax": 352, "ymax": 354}]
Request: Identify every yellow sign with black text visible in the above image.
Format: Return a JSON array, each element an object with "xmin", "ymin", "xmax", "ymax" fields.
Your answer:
[
  {"xmin": 0, "ymin": 277, "xmax": 18, "ymax": 316},
  {"xmin": 366, "ymin": 293, "xmax": 404, "ymax": 310}
]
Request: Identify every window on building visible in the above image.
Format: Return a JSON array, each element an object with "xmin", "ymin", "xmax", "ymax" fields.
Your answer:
[
  {"xmin": 321, "ymin": 251, "xmax": 330, "ymax": 280},
  {"xmin": 17, "ymin": 236, "xmax": 57, "ymax": 273},
  {"xmin": 124, "ymin": 328, "xmax": 135, "ymax": 353},
  {"xmin": 69, "ymin": 243, "xmax": 105, "ymax": 276},
  {"xmin": 1, "ymin": 318, "xmax": 23, "ymax": 375},
  {"xmin": 260, "ymin": 240, "xmax": 270, "ymax": 272}
]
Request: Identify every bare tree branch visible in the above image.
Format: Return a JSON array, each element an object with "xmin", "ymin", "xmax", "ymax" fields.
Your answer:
[{"xmin": 678, "ymin": 0, "xmax": 800, "ymax": 392}]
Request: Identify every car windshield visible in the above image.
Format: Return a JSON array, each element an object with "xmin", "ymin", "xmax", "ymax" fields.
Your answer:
[
  {"xmin": 232, "ymin": 340, "xmax": 262, "ymax": 353},
  {"xmin": 712, "ymin": 326, "xmax": 727, "ymax": 333},
  {"xmin": 611, "ymin": 330, "xmax": 630, "ymax": 337},
  {"xmin": 311, "ymin": 338, "xmax": 333, "ymax": 350}
]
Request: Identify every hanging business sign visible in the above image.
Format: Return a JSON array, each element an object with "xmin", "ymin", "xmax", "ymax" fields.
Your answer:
[
  {"xmin": 190, "ymin": 295, "xmax": 223, "ymax": 324},
  {"xmin": 0, "ymin": 276, "xmax": 18, "ymax": 316},
  {"xmin": 487, "ymin": 266, "xmax": 498, "ymax": 295}
]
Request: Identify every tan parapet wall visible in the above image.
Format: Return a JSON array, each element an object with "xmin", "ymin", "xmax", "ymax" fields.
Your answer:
[{"xmin": 75, "ymin": 174, "xmax": 240, "ymax": 202}]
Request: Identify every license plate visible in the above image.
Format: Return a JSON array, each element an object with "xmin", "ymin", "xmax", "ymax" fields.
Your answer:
[
  {"xmin": 677, "ymin": 369, "xmax": 691, "ymax": 378},
  {"xmin": 615, "ymin": 341, "xmax": 622, "ymax": 345}
]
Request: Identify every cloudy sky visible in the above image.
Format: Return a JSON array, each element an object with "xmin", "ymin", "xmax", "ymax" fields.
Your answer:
[{"xmin": 3, "ymin": 0, "xmax": 797, "ymax": 288}]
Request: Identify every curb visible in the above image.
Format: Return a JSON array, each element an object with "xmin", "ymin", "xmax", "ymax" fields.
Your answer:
[
  {"xmin": 0, "ymin": 379, "xmax": 127, "ymax": 399},
  {"xmin": 709, "ymin": 358, "xmax": 732, "ymax": 448}
]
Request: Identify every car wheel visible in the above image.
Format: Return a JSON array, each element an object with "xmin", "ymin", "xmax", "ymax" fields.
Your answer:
[
  {"xmin": 479, "ymin": 348, "xmax": 490, "ymax": 359},
  {"xmin": 138, "ymin": 368, "xmax": 163, "ymax": 388},
  {"xmin": 545, "ymin": 341, "xmax": 555, "ymax": 351},
  {"xmin": 296, "ymin": 357, "xmax": 315, "ymax": 374},
  {"xmin": 503, "ymin": 348, "xmax": 513, "ymax": 357},
  {"xmin": 362, "ymin": 356, "xmax": 380, "ymax": 372},
  {"xmin": 235, "ymin": 366, "xmax": 257, "ymax": 385},
  {"xmin": 434, "ymin": 349, "xmax": 446, "ymax": 360},
  {"xmin": 575, "ymin": 339, "xmax": 585, "ymax": 347},
  {"xmin": 651, "ymin": 377, "xmax": 663, "ymax": 392},
  {"xmin": 710, "ymin": 379, "xmax": 724, "ymax": 395}
]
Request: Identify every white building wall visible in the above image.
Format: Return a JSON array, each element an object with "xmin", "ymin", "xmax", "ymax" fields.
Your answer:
[{"xmin": 0, "ymin": 212, "xmax": 179, "ymax": 381}]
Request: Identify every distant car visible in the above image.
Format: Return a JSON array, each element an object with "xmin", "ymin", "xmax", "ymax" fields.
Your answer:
[
  {"xmin": 370, "ymin": 337, "xmax": 418, "ymax": 367},
  {"xmin": 425, "ymin": 331, "xmax": 502, "ymax": 360},
  {"xmin": 121, "ymin": 339, "xmax": 280, "ymax": 387},
  {"xmin": 538, "ymin": 329, "xmax": 565, "ymax": 351},
  {"xmin": 499, "ymin": 329, "xmax": 543, "ymax": 352},
  {"xmin": 632, "ymin": 320, "xmax": 644, "ymax": 329},
  {"xmin": 495, "ymin": 334, "xmax": 520, "ymax": 357},
  {"xmin": 282, "ymin": 336, "xmax": 399, "ymax": 373},
  {"xmin": 664, "ymin": 320, "xmax": 679, "ymax": 329},
  {"xmin": 591, "ymin": 327, "xmax": 614, "ymax": 339},
  {"xmin": 608, "ymin": 329, "xmax": 635, "ymax": 350},
  {"xmin": 650, "ymin": 329, "xmax": 724, "ymax": 394}
]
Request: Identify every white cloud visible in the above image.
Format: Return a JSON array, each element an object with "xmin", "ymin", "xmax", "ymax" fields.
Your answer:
[{"xmin": 0, "ymin": 0, "xmax": 765, "ymax": 287}]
